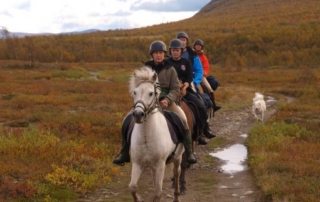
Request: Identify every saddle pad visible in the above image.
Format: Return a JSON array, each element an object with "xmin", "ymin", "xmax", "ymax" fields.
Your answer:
[
  {"xmin": 163, "ymin": 110, "xmax": 185, "ymax": 144},
  {"xmin": 122, "ymin": 111, "xmax": 184, "ymax": 144}
]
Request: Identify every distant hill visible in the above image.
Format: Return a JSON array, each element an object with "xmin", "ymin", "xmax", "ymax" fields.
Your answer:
[
  {"xmin": 0, "ymin": 27, "xmax": 102, "ymax": 39},
  {"xmin": 0, "ymin": 0, "xmax": 319, "ymax": 68}
]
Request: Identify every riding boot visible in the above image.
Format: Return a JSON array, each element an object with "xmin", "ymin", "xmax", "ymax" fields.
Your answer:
[
  {"xmin": 214, "ymin": 104, "xmax": 221, "ymax": 112},
  {"xmin": 113, "ymin": 114, "xmax": 132, "ymax": 166},
  {"xmin": 112, "ymin": 141, "xmax": 130, "ymax": 166},
  {"xmin": 204, "ymin": 121, "xmax": 216, "ymax": 139},
  {"xmin": 183, "ymin": 130, "xmax": 197, "ymax": 164},
  {"xmin": 113, "ymin": 141, "xmax": 130, "ymax": 166},
  {"xmin": 209, "ymin": 92, "xmax": 221, "ymax": 112},
  {"xmin": 198, "ymin": 134, "xmax": 208, "ymax": 145}
]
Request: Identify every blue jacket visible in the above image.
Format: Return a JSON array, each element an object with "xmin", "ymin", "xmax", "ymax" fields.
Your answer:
[
  {"xmin": 182, "ymin": 47, "xmax": 203, "ymax": 87},
  {"xmin": 192, "ymin": 56, "xmax": 203, "ymax": 86}
]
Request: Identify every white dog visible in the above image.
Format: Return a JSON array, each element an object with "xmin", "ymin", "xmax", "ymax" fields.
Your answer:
[{"xmin": 252, "ymin": 92, "xmax": 267, "ymax": 122}]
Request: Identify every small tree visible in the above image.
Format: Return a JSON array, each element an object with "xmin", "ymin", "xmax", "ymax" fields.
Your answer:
[{"xmin": 0, "ymin": 26, "xmax": 10, "ymax": 39}]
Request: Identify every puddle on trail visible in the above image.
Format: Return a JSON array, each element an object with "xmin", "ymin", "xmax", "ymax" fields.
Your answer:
[{"xmin": 210, "ymin": 144, "xmax": 248, "ymax": 174}]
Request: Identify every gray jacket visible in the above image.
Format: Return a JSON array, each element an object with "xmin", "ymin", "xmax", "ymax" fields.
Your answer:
[{"xmin": 145, "ymin": 60, "xmax": 180, "ymax": 104}]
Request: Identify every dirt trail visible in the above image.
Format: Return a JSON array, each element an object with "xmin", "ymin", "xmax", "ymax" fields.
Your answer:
[{"xmin": 79, "ymin": 97, "xmax": 277, "ymax": 202}]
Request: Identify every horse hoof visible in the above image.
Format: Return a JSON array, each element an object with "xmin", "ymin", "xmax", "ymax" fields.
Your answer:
[
  {"xmin": 180, "ymin": 187, "xmax": 186, "ymax": 195},
  {"xmin": 134, "ymin": 194, "xmax": 144, "ymax": 202},
  {"xmin": 152, "ymin": 196, "xmax": 161, "ymax": 202}
]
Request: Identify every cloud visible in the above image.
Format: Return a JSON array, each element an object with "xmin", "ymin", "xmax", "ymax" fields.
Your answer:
[
  {"xmin": 61, "ymin": 22, "xmax": 82, "ymax": 31},
  {"xmin": 1, "ymin": 0, "xmax": 208, "ymax": 33},
  {"xmin": 112, "ymin": 10, "xmax": 131, "ymax": 17},
  {"xmin": 0, "ymin": 10, "xmax": 12, "ymax": 17},
  {"xmin": 132, "ymin": 0, "xmax": 211, "ymax": 12},
  {"xmin": 16, "ymin": 0, "xmax": 31, "ymax": 10}
]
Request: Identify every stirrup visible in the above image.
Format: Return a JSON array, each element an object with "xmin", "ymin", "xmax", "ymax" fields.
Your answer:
[
  {"xmin": 113, "ymin": 161, "xmax": 125, "ymax": 166},
  {"xmin": 113, "ymin": 157, "xmax": 127, "ymax": 166},
  {"xmin": 214, "ymin": 106, "xmax": 221, "ymax": 112},
  {"xmin": 112, "ymin": 154, "xmax": 130, "ymax": 166},
  {"xmin": 198, "ymin": 136, "xmax": 208, "ymax": 145},
  {"xmin": 187, "ymin": 154, "xmax": 197, "ymax": 164}
]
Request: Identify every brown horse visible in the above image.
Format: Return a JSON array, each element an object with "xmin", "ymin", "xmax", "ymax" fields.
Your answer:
[
  {"xmin": 176, "ymin": 86, "xmax": 217, "ymax": 194},
  {"xmin": 177, "ymin": 97, "xmax": 201, "ymax": 194}
]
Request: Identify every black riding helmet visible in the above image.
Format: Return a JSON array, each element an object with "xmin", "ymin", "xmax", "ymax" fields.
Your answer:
[
  {"xmin": 149, "ymin": 40, "xmax": 167, "ymax": 55},
  {"xmin": 169, "ymin": 39, "xmax": 183, "ymax": 49},
  {"xmin": 193, "ymin": 39, "xmax": 204, "ymax": 48},
  {"xmin": 176, "ymin": 31, "xmax": 189, "ymax": 40}
]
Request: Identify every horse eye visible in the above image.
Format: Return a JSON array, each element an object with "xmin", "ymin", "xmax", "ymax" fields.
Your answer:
[
  {"xmin": 133, "ymin": 91, "xmax": 136, "ymax": 96},
  {"xmin": 149, "ymin": 92, "xmax": 153, "ymax": 97}
]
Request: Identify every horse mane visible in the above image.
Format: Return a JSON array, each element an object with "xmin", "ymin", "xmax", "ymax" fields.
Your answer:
[{"xmin": 129, "ymin": 66, "xmax": 160, "ymax": 95}]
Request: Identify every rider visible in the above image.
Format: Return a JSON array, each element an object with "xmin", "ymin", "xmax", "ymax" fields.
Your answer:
[
  {"xmin": 176, "ymin": 32, "xmax": 215, "ymax": 139},
  {"xmin": 193, "ymin": 39, "xmax": 221, "ymax": 112},
  {"xmin": 145, "ymin": 40, "xmax": 197, "ymax": 164},
  {"xmin": 167, "ymin": 38, "xmax": 208, "ymax": 145},
  {"xmin": 113, "ymin": 40, "xmax": 197, "ymax": 165}
]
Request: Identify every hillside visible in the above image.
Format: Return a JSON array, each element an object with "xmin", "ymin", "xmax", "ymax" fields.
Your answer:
[
  {"xmin": 0, "ymin": 1, "xmax": 319, "ymax": 201},
  {"xmin": 0, "ymin": 0, "xmax": 320, "ymax": 67}
]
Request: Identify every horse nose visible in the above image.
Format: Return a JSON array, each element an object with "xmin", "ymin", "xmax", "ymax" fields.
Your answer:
[{"xmin": 133, "ymin": 110, "xmax": 145, "ymax": 123}]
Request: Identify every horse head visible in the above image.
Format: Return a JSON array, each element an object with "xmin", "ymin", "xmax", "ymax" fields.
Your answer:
[{"xmin": 130, "ymin": 66, "xmax": 160, "ymax": 123}]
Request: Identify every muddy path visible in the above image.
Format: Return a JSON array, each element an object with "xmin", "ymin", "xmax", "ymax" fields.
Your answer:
[{"xmin": 79, "ymin": 96, "xmax": 277, "ymax": 202}]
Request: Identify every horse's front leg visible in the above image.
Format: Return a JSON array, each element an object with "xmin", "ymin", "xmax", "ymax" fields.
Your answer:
[
  {"xmin": 129, "ymin": 163, "xmax": 144, "ymax": 202},
  {"xmin": 152, "ymin": 161, "xmax": 166, "ymax": 202}
]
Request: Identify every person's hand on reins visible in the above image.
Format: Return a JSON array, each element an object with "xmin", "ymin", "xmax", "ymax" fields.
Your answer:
[{"xmin": 160, "ymin": 98, "xmax": 169, "ymax": 108}]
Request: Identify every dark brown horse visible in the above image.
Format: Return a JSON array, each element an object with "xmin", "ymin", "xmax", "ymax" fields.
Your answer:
[
  {"xmin": 177, "ymin": 97, "xmax": 201, "ymax": 194},
  {"xmin": 175, "ymin": 86, "xmax": 217, "ymax": 194}
]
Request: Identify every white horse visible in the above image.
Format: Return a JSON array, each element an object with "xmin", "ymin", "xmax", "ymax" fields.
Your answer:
[{"xmin": 128, "ymin": 66, "xmax": 185, "ymax": 202}]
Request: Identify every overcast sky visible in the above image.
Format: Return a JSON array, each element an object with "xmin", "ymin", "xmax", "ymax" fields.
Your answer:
[{"xmin": 0, "ymin": 0, "xmax": 211, "ymax": 33}]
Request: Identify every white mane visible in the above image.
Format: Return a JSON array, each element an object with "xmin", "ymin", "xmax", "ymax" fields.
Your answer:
[{"xmin": 129, "ymin": 66, "xmax": 159, "ymax": 95}]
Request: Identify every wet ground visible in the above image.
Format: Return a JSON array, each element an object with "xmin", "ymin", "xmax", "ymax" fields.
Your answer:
[{"xmin": 79, "ymin": 96, "xmax": 277, "ymax": 202}]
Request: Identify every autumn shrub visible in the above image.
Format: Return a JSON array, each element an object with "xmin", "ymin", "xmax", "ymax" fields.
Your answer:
[
  {"xmin": 0, "ymin": 62, "xmax": 132, "ymax": 200},
  {"xmin": 0, "ymin": 176, "xmax": 37, "ymax": 199},
  {"xmin": 51, "ymin": 67, "xmax": 89, "ymax": 79},
  {"xmin": 45, "ymin": 165, "xmax": 100, "ymax": 193},
  {"xmin": 0, "ymin": 128, "xmax": 60, "ymax": 158},
  {"xmin": 247, "ymin": 122, "xmax": 320, "ymax": 201}
]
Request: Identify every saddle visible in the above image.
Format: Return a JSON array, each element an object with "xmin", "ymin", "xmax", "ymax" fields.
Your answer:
[
  {"xmin": 122, "ymin": 111, "xmax": 185, "ymax": 145},
  {"xmin": 163, "ymin": 110, "xmax": 185, "ymax": 144},
  {"xmin": 181, "ymin": 97, "xmax": 202, "ymax": 139}
]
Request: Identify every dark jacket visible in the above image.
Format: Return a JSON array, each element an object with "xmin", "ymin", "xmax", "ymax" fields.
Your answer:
[{"xmin": 167, "ymin": 57, "xmax": 193, "ymax": 84}]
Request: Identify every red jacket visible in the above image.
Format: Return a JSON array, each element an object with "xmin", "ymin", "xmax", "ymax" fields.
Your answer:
[{"xmin": 197, "ymin": 52, "xmax": 210, "ymax": 77}]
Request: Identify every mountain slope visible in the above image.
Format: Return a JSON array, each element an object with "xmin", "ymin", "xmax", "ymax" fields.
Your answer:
[{"xmin": 0, "ymin": 0, "xmax": 319, "ymax": 68}]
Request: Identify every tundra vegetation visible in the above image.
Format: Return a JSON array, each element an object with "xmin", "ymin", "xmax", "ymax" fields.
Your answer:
[{"xmin": 0, "ymin": 0, "xmax": 319, "ymax": 201}]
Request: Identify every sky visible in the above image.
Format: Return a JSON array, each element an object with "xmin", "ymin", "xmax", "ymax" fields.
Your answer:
[{"xmin": 0, "ymin": 0, "xmax": 211, "ymax": 34}]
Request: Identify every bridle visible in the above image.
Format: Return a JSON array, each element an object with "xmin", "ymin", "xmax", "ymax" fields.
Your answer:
[{"xmin": 133, "ymin": 80, "xmax": 161, "ymax": 120}]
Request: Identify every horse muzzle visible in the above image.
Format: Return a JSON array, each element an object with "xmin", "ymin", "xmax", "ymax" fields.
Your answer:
[{"xmin": 133, "ymin": 109, "xmax": 145, "ymax": 123}]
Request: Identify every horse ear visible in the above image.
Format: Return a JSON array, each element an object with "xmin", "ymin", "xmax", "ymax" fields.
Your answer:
[{"xmin": 152, "ymin": 72, "xmax": 157, "ymax": 82}]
